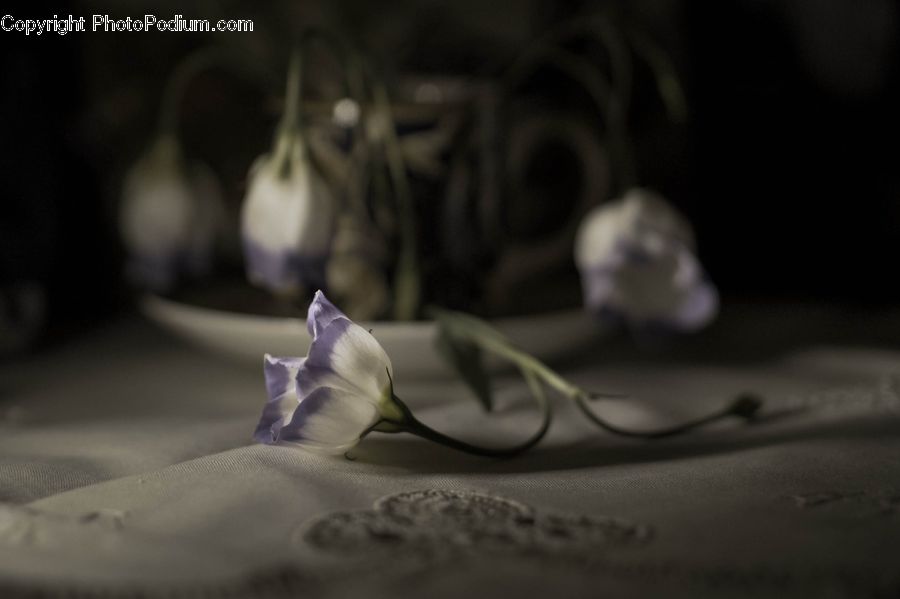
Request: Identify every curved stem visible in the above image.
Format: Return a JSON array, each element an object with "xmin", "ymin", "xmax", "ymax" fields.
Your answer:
[
  {"xmin": 300, "ymin": 35, "xmax": 418, "ymax": 318},
  {"xmin": 277, "ymin": 29, "xmax": 362, "ymax": 167},
  {"xmin": 592, "ymin": 17, "xmax": 634, "ymax": 127},
  {"xmin": 387, "ymin": 381, "xmax": 551, "ymax": 458},
  {"xmin": 368, "ymin": 73, "xmax": 420, "ymax": 321},
  {"xmin": 430, "ymin": 308, "xmax": 582, "ymax": 399},
  {"xmin": 294, "ymin": 29, "xmax": 372, "ymax": 219},
  {"xmin": 286, "ymin": 28, "xmax": 356, "ymax": 132},
  {"xmin": 504, "ymin": 43, "xmax": 636, "ymax": 191},
  {"xmin": 158, "ymin": 46, "xmax": 269, "ymax": 139},
  {"xmin": 432, "ymin": 307, "xmax": 764, "ymax": 441},
  {"xmin": 281, "ymin": 46, "xmax": 303, "ymax": 135},
  {"xmin": 475, "ymin": 333, "xmax": 581, "ymax": 399},
  {"xmin": 626, "ymin": 28, "xmax": 688, "ymax": 124},
  {"xmin": 574, "ymin": 393, "xmax": 762, "ymax": 439},
  {"xmin": 271, "ymin": 46, "xmax": 305, "ymax": 180},
  {"xmin": 298, "ymin": 28, "xmax": 348, "ymax": 82},
  {"xmin": 341, "ymin": 55, "xmax": 371, "ymax": 213},
  {"xmin": 538, "ymin": 14, "xmax": 635, "ymax": 130}
]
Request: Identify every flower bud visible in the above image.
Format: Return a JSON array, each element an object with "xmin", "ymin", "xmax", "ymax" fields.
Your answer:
[
  {"xmin": 119, "ymin": 136, "xmax": 223, "ymax": 292},
  {"xmin": 574, "ymin": 188, "xmax": 717, "ymax": 331},
  {"xmin": 241, "ymin": 135, "xmax": 336, "ymax": 296},
  {"xmin": 255, "ymin": 291, "xmax": 401, "ymax": 454}
]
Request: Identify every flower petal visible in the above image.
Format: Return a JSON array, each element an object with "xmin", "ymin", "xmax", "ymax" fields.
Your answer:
[
  {"xmin": 240, "ymin": 147, "xmax": 335, "ymax": 294},
  {"xmin": 254, "ymin": 354, "xmax": 305, "ymax": 444},
  {"xmin": 576, "ymin": 189, "xmax": 717, "ymax": 332},
  {"xmin": 307, "ymin": 290, "xmax": 348, "ymax": 338},
  {"xmin": 623, "ymin": 188, "xmax": 695, "ymax": 250},
  {"xmin": 672, "ymin": 283, "xmax": 718, "ymax": 330},
  {"xmin": 243, "ymin": 238, "xmax": 325, "ymax": 294},
  {"xmin": 574, "ymin": 203, "xmax": 623, "ymax": 271},
  {"xmin": 581, "ymin": 241, "xmax": 718, "ymax": 331},
  {"xmin": 297, "ymin": 316, "xmax": 393, "ymax": 403},
  {"xmin": 277, "ymin": 386, "xmax": 380, "ymax": 454},
  {"xmin": 241, "ymin": 155, "xmax": 334, "ymax": 257}
]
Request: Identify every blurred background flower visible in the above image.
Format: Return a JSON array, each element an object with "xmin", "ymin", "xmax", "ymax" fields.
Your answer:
[
  {"xmin": 241, "ymin": 135, "xmax": 336, "ymax": 297},
  {"xmin": 1, "ymin": 0, "xmax": 898, "ymax": 353},
  {"xmin": 120, "ymin": 135, "xmax": 224, "ymax": 292},
  {"xmin": 574, "ymin": 188, "xmax": 717, "ymax": 331}
]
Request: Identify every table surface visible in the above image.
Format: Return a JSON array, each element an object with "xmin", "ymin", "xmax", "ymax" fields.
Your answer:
[{"xmin": 1, "ymin": 302, "xmax": 900, "ymax": 598}]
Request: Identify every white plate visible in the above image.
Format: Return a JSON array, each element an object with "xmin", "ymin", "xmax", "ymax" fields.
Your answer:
[{"xmin": 140, "ymin": 295, "xmax": 601, "ymax": 379}]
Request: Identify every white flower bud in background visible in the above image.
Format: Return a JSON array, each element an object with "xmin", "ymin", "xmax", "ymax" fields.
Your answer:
[
  {"xmin": 240, "ymin": 135, "xmax": 336, "ymax": 296},
  {"xmin": 119, "ymin": 135, "xmax": 223, "ymax": 292},
  {"xmin": 574, "ymin": 188, "xmax": 718, "ymax": 331}
]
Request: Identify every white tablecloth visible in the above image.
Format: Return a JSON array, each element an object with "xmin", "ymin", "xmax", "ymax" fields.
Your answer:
[{"xmin": 1, "ymin": 305, "xmax": 899, "ymax": 598}]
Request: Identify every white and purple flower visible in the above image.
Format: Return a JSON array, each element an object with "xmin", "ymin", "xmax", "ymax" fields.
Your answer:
[
  {"xmin": 119, "ymin": 135, "xmax": 223, "ymax": 292},
  {"xmin": 240, "ymin": 135, "xmax": 336, "ymax": 296},
  {"xmin": 574, "ymin": 188, "xmax": 718, "ymax": 331},
  {"xmin": 254, "ymin": 291, "xmax": 403, "ymax": 454},
  {"xmin": 252, "ymin": 291, "xmax": 748, "ymax": 458}
]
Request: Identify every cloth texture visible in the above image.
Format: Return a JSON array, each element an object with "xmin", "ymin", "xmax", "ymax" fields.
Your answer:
[{"xmin": 1, "ymin": 305, "xmax": 899, "ymax": 598}]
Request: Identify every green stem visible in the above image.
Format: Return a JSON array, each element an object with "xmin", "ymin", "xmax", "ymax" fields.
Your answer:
[
  {"xmin": 288, "ymin": 29, "xmax": 372, "ymax": 218},
  {"xmin": 471, "ymin": 333, "xmax": 582, "ymax": 399},
  {"xmin": 504, "ymin": 337, "xmax": 762, "ymax": 437},
  {"xmin": 342, "ymin": 51, "xmax": 375, "ymax": 221},
  {"xmin": 285, "ymin": 28, "xmax": 356, "ymax": 134},
  {"xmin": 574, "ymin": 393, "xmax": 762, "ymax": 439},
  {"xmin": 429, "ymin": 308, "xmax": 582, "ymax": 399},
  {"xmin": 485, "ymin": 333, "xmax": 761, "ymax": 438},
  {"xmin": 276, "ymin": 29, "xmax": 361, "ymax": 171},
  {"xmin": 432, "ymin": 308, "xmax": 763, "ymax": 440},
  {"xmin": 271, "ymin": 46, "xmax": 305, "ymax": 179},
  {"xmin": 158, "ymin": 46, "xmax": 268, "ymax": 139},
  {"xmin": 592, "ymin": 17, "xmax": 634, "ymax": 126},
  {"xmin": 504, "ymin": 44, "xmax": 636, "ymax": 191},
  {"xmin": 626, "ymin": 28, "xmax": 688, "ymax": 124},
  {"xmin": 369, "ymin": 76, "xmax": 420, "ymax": 321},
  {"xmin": 388, "ymin": 381, "xmax": 550, "ymax": 457},
  {"xmin": 281, "ymin": 46, "xmax": 303, "ymax": 135},
  {"xmin": 539, "ymin": 14, "xmax": 635, "ymax": 131},
  {"xmin": 290, "ymin": 31, "xmax": 415, "ymax": 312}
]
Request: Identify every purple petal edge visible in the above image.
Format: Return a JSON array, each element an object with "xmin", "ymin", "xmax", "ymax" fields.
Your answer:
[
  {"xmin": 242, "ymin": 237, "xmax": 326, "ymax": 293},
  {"xmin": 263, "ymin": 355, "xmax": 304, "ymax": 401},
  {"xmin": 296, "ymin": 318, "xmax": 353, "ymax": 397},
  {"xmin": 307, "ymin": 291, "xmax": 348, "ymax": 338},
  {"xmin": 253, "ymin": 355, "xmax": 304, "ymax": 444},
  {"xmin": 253, "ymin": 398, "xmax": 293, "ymax": 443},
  {"xmin": 277, "ymin": 386, "xmax": 333, "ymax": 443}
]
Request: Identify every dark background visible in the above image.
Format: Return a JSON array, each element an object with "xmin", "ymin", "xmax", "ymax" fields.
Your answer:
[{"xmin": 1, "ymin": 0, "xmax": 898, "ymax": 350}]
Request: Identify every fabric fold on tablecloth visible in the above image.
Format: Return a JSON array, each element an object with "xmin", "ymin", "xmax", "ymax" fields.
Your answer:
[{"xmin": 2, "ymin": 320, "xmax": 900, "ymax": 598}]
